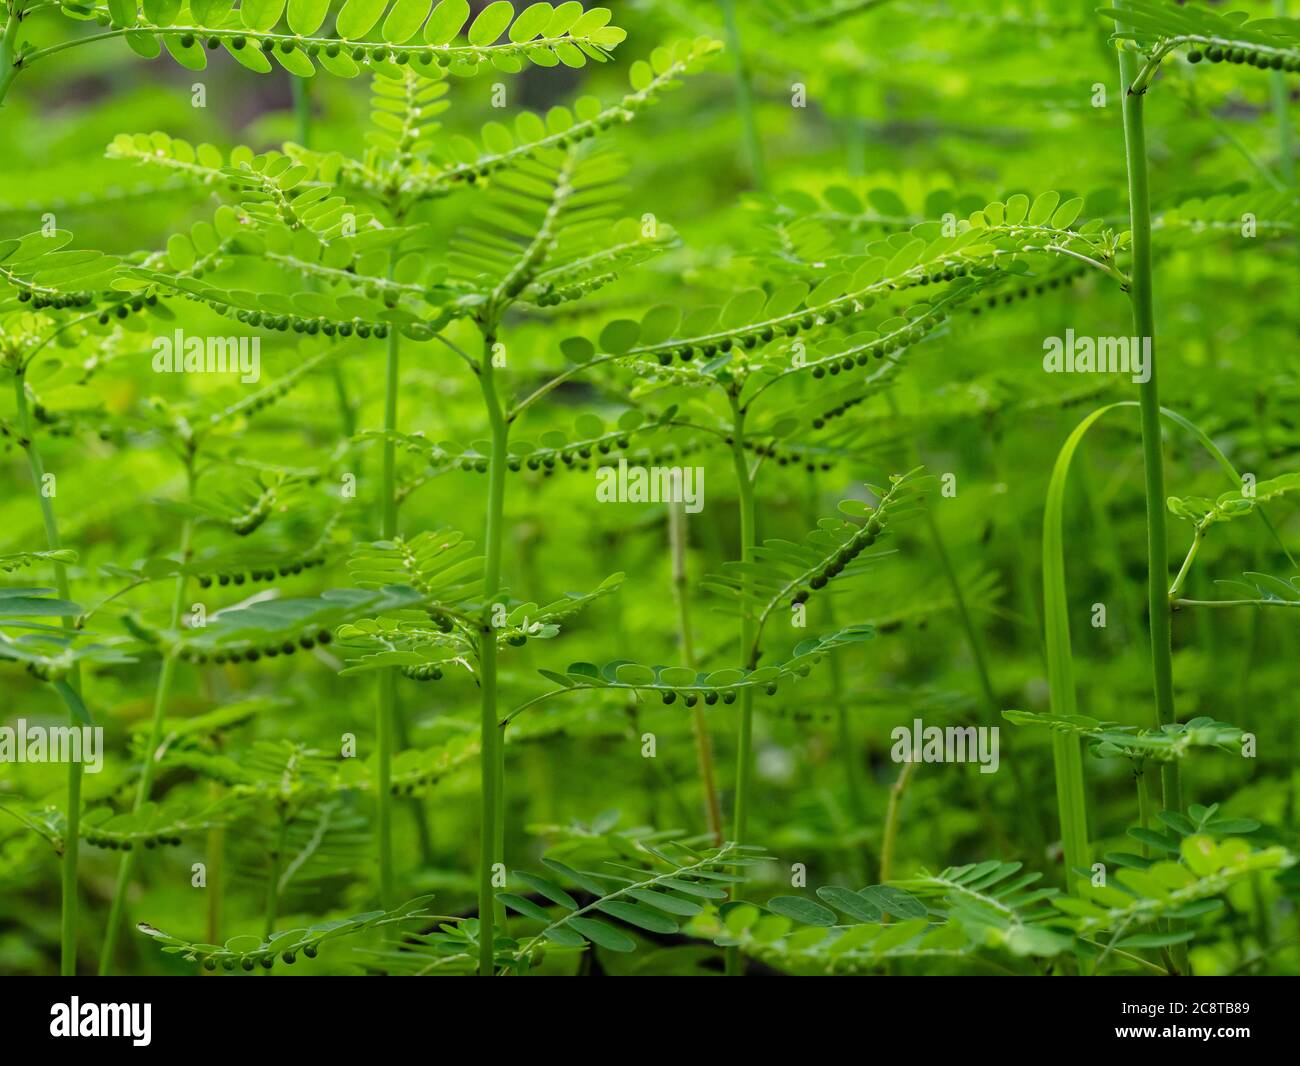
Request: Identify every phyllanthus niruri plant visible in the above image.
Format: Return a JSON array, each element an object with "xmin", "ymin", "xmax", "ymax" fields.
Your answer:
[
  {"xmin": 0, "ymin": 0, "xmax": 628, "ymax": 106},
  {"xmin": 2, "ymin": 0, "xmax": 1298, "ymax": 983},
  {"xmin": 62, "ymin": 19, "xmax": 860, "ymax": 976},
  {"xmin": 1, "ymin": 1, "xmax": 644, "ymax": 975},
  {"xmin": 1012, "ymin": 4, "xmax": 1300, "ymax": 970},
  {"xmin": 15, "ymin": 22, "xmax": 1029, "ymax": 972}
]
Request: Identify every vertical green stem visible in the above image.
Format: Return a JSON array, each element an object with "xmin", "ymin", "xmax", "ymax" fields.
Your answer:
[
  {"xmin": 375, "ymin": 670, "xmax": 396, "ymax": 909},
  {"xmin": 1136, "ymin": 763, "xmax": 1150, "ymax": 860},
  {"xmin": 804, "ymin": 471, "xmax": 866, "ymax": 869},
  {"xmin": 727, "ymin": 400, "xmax": 758, "ymax": 842},
  {"xmin": 825, "ymin": 608, "xmax": 864, "ymax": 823},
  {"xmin": 880, "ymin": 760, "xmax": 916, "ymax": 883},
  {"xmin": 725, "ymin": 397, "xmax": 756, "ymax": 977},
  {"xmin": 13, "ymin": 371, "xmax": 80, "ymax": 974},
  {"xmin": 263, "ymin": 809, "xmax": 288, "ymax": 938},
  {"xmin": 393, "ymin": 705, "xmax": 435, "ymax": 866},
  {"xmin": 374, "ymin": 313, "xmax": 401, "ymax": 911},
  {"xmin": 717, "ymin": 0, "xmax": 767, "ymax": 190},
  {"xmin": 1271, "ymin": 0, "xmax": 1295, "ymax": 188},
  {"xmin": 1076, "ymin": 457, "xmax": 1140, "ymax": 643},
  {"xmin": 205, "ymin": 797, "xmax": 225, "ymax": 951},
  {"xmin": 332, "ymin": 365, "xmax": 356, "ymax": 437},
  {"xmin": 290, "ymin": 76, "xmax": 357, "ymax": 440},
  {"xmin": 0, "ymin": 3, "xmax": 23, "ymax": 109},
  {"xmin": 924, "ymin": 508, "xmax": 997, "ymax": 712},
  {"xmin": 381, "ymin": 318, "xmax": 400, "ymax": 541},
  {"xmin": 100, "ymin": 459, "xmax": 194, "ymax": 974},
  {"xmin": 56, "ymin": 686, "xmax": 81, "ymax": 976},
  {"xmin": 992, "ymin": 424, "xmax": 1046, "ymax": 655},
  {"xmin": 668, "ymin": 502, "xmax": 724, "ymax": 844},
  {"xmin": 1118, "ymin": 10, "xmax": 1189, "ymax": 971},
  {"xmin": 290, "ymin": 75, "xmax": 311, "ymax": 146},
  {"xmin": 1116, "ymin": 10, "xmax": 1181, "ymax": 815},
  {"xmin": 921, "ymin": 505, "xmax": 1036, "ymax": 848},
  {"xmin": 476, "ymin": 330, "xmax": 509, "ymax": 976}
]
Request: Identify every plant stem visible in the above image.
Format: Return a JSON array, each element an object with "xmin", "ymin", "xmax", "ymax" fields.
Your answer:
[
  {"xmin": 381, "ymin": 325, "xmax": 400, "ymax": 549},
  {"xmin": 290, "ymin": 74, "xmax": 311, "ymax": 146},
  {"xmin": 392, "ymin": 705, "xmax": 435, "ymax": 866},
  {"xmin": 264, "ymin": 809, "xmax": 289, "ymax": 937},
  {"xmin": 376, "ymin": 669, "xmax": 396, "ymax": 909},
  {"xmin": 1116, "ymin": 12, "xmax": 1181, "ymax": 816},
  {"xmin": 880, "ymin": 760, "xmax": 916, "ymax": 883},
  {"xmin": 1167, "ymin": 526, "xmax": 1205, "ymax": 601},
  {"xmin": 1176, "ymin": 598, "xmax": 1300, "ymax": 610},
  {"xmin": 1136, "ymin": 763, "xmax": 1150, "ymax": 860},
  {"xmin": 289, "ymin": 76, "xmax": 357, "ymax": 442},
  {"xmin": 1076, "ymin": 456, "xmax": 1140, "ymax": 644},
  {"xmin": 12, "ymin": 370, "xmax": 80, "ymax": 974},
  {"xmin": 924, "ymin": 508, "xmax": 997, "ymax": 711},
  {"xmin": 1118, "ymin": 6, "xmax": 1190, "ymax": 974},
  {"xmin": 100, "ymin": 460, "xmax": 195, "ymax": 974},
  {"xmin": 668, "ymin": 502, "xmax": 724, "ymax": 845},
  {"xmin": 728, "ymin": 399, "xmax": 758, "ymax": 842},
  {"xmin": 332, "ymin": 365, "xmax": 356, "ymax": 437},
  {"xmin": 0, "ymin": 2, "xmax": 23, "ymax": 109},
  {"xmin": 825, "ymin": 603, "xmax": 864, "ymax": 820},
  {"xmin": 374, "ymin": 312, "xmax": 401, "ymax": 911},
  {"xmin": 717, "ymin": 0, "xmax": 767, "ymax": 190},
  {"xmin": 1271, "ymin": 0, "xmax": 1295, "ymax": 189},
  {"xmin": 54, "ymin": 684, "xmax": 81, "ymax": 976},
  {"xmin": 205, "ymin": 792, "xmax": 225, "ymax": 952},
  {"xmin": 725, "ymin": 396, "xmax": 757, "ymax": 978},
  {"xmin": 920, "ymin": 505, "xmax": 1033, "ymax": 850},
  {"xmin": 802, "ymin": 471, "xmax": 867, "ymax": 875},
  {"xmin": 260, "ymin": 811, "xmax": 288, "ymax": 935},
  {"xmin": 476, "ymin": 330, "xmax": 509, "ymax": 976}
]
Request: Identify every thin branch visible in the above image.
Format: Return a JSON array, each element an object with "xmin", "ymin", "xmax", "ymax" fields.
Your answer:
[{"xmin": 1173, "ymin": 597, "xmax": 1300, "ymax": 609}]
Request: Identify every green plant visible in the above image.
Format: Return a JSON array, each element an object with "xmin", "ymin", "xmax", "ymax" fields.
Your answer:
[{"xmin": 2, "ymin": 0, "xmax": 1298, "ymax": 985}]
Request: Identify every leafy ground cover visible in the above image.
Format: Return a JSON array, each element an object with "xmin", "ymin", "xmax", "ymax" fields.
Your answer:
[{"xmin": 1, "ymin": 0, "xmax": 1298, "ymax": 977}]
